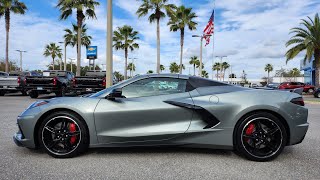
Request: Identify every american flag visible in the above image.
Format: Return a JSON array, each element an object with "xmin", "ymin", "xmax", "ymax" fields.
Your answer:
[{"xmin": 203, "ymin": 10, "xmax": 215, "ymax": 46}]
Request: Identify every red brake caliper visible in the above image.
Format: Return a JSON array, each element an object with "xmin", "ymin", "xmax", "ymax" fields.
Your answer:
[
  {"xmin": 69, "ymin": 123, "xmax": 77, "ymax": 145},
  {"xmin": 245, "ymin": 123, "xmax": 255, "ymax": 142}
]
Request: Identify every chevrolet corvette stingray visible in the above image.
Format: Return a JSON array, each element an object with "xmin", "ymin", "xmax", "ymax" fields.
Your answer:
[{"xmin": 13, "ymin": 74, "xmax": 309, "ymax": 161}]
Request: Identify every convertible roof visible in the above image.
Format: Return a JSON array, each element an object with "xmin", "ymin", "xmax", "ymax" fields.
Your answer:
[{"xmin": 186, "ymin": 76, "xmax": 230, "ymax": 91}]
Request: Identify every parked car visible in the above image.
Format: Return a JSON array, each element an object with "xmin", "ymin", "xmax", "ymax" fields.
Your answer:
[
  {"xmin": 278, "ymin": 82, "xmax": 315, "ymax": 93},
  {"xmin": 314, "ymin": 88, "xmax": 320, "ymax": 98},
  {"xmin": 24, "ymin": 70, "xmax": 74, "ymax": 98},
  {"xmin": 73, "ymin": 71, "xmax": 117, "ymax": 94},
  {"xmin": 266, "ymin": 83, "xmax": 280, "ymax": 89},
  {"xmin": 0, "ymin": 71, "xmax": 41, "ymax": 96},
  {"xmin": 14, "ymin": 74, "xmax": 308, "ymax": 161}
]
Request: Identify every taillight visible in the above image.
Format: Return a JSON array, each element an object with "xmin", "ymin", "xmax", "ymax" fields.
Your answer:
[
  {"xmin": 72, "ymin": 78, "xmax": 76, "ymax": 86},
  {"xmin": 53, "ymin": 77, "xmax": 57, "ymax": 86},
  {"xmin": 24, "ymin": 78, "xmax": 27, "ymax": 84},
  {"xmin": 102, "ymin": 78, "xmax": 106, "ymax": 87},
  {"xmin": 290, "ymin": 97, "xmax": 304, "ymax": 106},
  {"xmin": 17, "ymin": 77, "xmax": 21, "ymax": 85}
]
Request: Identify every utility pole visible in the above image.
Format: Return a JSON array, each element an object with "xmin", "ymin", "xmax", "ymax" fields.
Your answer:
[
  {"xmin": 192, "ymin": 34, "xmax": 212, "ymax": 77},
  {"xmin": 106, "ymin": 0, "xmax": 113, "ymax": 88},
  {"xmin": 16, "ymin": 50, "xmax": 27, "ymax": 72}
]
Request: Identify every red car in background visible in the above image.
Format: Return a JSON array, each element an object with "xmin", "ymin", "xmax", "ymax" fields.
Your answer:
[{"xmin": 278, "ymin": 82, "xmax": 316, "ymax": 93}]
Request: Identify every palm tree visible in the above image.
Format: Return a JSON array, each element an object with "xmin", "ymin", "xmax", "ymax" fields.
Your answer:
[
  {"xmin": 57, "ymin": 0, "xmax": 100, "ymax": 76},
  {"xmin": 147, "ymin": 70, "xmax": 154, "ymax": 74},
  {"xmin": 0, "ymin": 0, "xmax": 27, "ymax": 73},
  {"xmin": 212, "ymin": 62, "xmax": 221, "ymax": 80},
  {"xmin": 168, "ymin": 5, "xmax": 197, "ymax": 74},
  {"xmin": 201, "ymin": 70, "xmax": 209, "ymax": 78},
  {"xmin": 264, "ymin": 64, "xmax": 273, "ymax": 84},
  {"xmin": 113, "ymin": 25, "xmax": 139, "ymax": 80},
  {"xmin": 64, "ymin": 24, "xmax": 92, "ymax": 48},
  {"xmin": 290, "ymin": 68, "xmax": 300, "ymax": 81},
  {"xmin": 127, "ymin": 62, "xmax": 136, "ymax": 77},
  {"xmin": 286, "ymin": 13, "xmax": 320, "ymax": 86},
  {"xmin": 43, "ymin": 43, "xmax": 62, "ymax": 70},
  {"xmin": 136, "ymin": 0, "xmax": 176, "ymax": 73},
  {"xmin": 169, "ymin": 62, "xmax": 180, "ymax": 73},
  {"xmin": 189, "ymin": 56, "xmax": 198, "ymax": 76},
  {"xmin": 114, "ymin": 71, "xmax": 124, "ymax": 81},
  {"xmin": 221, "ymin": 62, "xmax": 230, "ymax": 81},
  {"xmin": 160, "ymin": 64, "xmax": 165, "ymax": 72}
]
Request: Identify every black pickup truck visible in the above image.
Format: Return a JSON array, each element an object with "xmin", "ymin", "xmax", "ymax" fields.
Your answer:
[
  {"xmin": 73, "ymin": 71, "xmax": 117, "ymax": 94},
  {"xmin": 25, "ymin": 70, "xmax": 74, "ymax": 98}
]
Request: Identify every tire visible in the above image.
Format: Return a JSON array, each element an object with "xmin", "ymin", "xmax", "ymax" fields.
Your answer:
[
  {"xmin": 234, "ymin": 112, "xmax": 287, "ymax": 162},
  {"xmin": 0, "ymin": 90, "xmax": 5, "ymax": 96},
  {"xmin": 314, "ymin": 92, "xmax": 320, "ymax": 98},
  {"xmin": 56, "ymin": 86, "xmax": 66, "ymax": 97},
  {"xmin": 21, "ymin": 90, "xmax": 28, "ymax": 96},
  {"xmin": 29, "ymin": 91, "xmax": 39, "ymax": 99},
  {"xmin": 38, "ymin": 111, "xmax": 89, "ymax": 158},
  {"xmin": 308, "ymin": 88, "xmax": 314, "ymax": 94}
]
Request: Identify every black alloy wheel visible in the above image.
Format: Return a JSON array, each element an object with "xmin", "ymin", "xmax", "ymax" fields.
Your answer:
[
  {"xmin": 38, "ymin": 111, "xmax": 88, "ymax": 158},
  {"xmin": 235, "ymin": 112, "xmax": 287, "ymax": 161}
]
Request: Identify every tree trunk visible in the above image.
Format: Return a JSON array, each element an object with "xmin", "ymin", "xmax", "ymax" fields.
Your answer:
[
  {"xmin": 179, "ymin": 29, "xmax": 184, "ymax": 74},
  {"xmin": 60, "ymin": 59, "xmax": 62, "ymax": 70},
  {"xmin": 52, "ymin": 57, "xmax": 55, "ymax": 70},
  {"xmin": 223, "ymin": 70, "xmax": 226, "ymax": 81},
  {"xmin": 76, "ymin": 11, "xmax": 84, "ymax": 76},
  {"xmin": 216, "ymin": 70, "xmax": 219, "ymax": 80},
  {"xmin": 124, "ymin": 48, "xmax": 128, "ymax": 80},
  {"xmin": 267, "ymin": 72, "xmax": 270, "ymax": 84},
  {"xmin": 315, "ymin": 49, "xmax": 320, "ymax": 87},
  {"xmin": 5, "ymin": 10, "xmax": 10, "ymax": 73},
  {"xmin": 193, "ymin": 64, "xmax": 195, "ymax": 76},
  {"xmin": 156, "ymin": 18, "xmax": 160, "ymax": 74}
]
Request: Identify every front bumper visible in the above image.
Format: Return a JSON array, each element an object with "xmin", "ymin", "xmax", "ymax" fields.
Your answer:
[
  {"xmin": 13, "ymin": 133, "xmax": 25, "ymax": 147},
  {"xmin": 13, "ymin": 115, "xmax": 38, "ymax": 149}
]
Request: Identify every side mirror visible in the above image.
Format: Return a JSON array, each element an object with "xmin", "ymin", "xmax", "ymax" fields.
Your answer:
[{"xmin": 106, "ymin": 88, "xmax": 123, "ymax": 100}]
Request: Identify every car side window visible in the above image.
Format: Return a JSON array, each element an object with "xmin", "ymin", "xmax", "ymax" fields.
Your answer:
[{"xmin": 122, "ymin": 78, "xmax": 187, "ymax": 98}]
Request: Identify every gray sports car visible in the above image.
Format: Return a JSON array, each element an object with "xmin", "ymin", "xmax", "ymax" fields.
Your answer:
[{"xmin": 13, "ymin": 74, "xmax": 309, "ymax": 161}]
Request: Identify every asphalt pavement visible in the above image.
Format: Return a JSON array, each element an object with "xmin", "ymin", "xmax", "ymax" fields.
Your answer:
[{"xmin": 0, "ymin": 94, "xmax": 320, "ymax": 180}]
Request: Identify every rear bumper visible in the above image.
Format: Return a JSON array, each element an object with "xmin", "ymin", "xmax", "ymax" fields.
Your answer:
[
  {"xmin": 289, "ymin": 122, "xmax": 309, "ymax": 145},
  {"xmin": 25, "ymin": 86, "xmax": 60, "ymax": 93}
]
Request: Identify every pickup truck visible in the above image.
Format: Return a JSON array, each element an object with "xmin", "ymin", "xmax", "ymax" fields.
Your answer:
[
  {"xmin": 73, "ymin": 71, "xmax": 117, "ymax": 94},
  {"xmin": 24, "ymin": 70, "xmax": 74, "ymax": 98},
  {"xmin": 0, "ymin": 71, "xmax": 41, "ymax": 96},
  {"xmin": 278, "ymin": 82, "xmax": 315, "ymax": 93}
]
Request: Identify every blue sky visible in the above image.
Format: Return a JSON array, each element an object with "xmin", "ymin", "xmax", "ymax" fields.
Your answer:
[{"xmin": 0, "ymin": 0, "xmax": 319, "ymax": 78}]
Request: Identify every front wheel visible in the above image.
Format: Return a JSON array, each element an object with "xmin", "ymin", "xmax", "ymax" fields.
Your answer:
[
  {"xmin": 0, "ymin": 90, "xmax": 5, "ymax": 96},
  {"xmin": 38, "ymin": 111, "xmax": 89, "ymax": 158},
  {"xmin": 314, "ymin": 92, "xmax": 320, "ymax": 98},
  {"xmin": 308, "ymin": 88, "xmax": 314, "ymax": 94},
  {"xmin": 234, "ymin": 112, "xmax": 287, "ymax": 161}
]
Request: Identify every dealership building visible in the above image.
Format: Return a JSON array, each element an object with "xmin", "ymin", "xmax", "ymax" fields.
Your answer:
[{"xmin": 300, "ymin": 56, "xmax": 316, "ymax": 85}]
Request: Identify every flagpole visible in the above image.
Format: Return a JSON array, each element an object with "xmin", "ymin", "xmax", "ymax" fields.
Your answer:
[{"xmin": 212, "ymin": 1, "xmax": 216, "ymax": 80}]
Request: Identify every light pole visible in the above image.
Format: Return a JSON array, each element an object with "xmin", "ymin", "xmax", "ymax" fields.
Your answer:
[
  {"xmin": 106, "ymin": 0, "xmax": 113, "ymax": 88},
  {"xmin": 69, "ymin": 58, "xmax": 75, "ymax": 73},
  {"xmin": 16, "ymin": 50, "xmax": 27, "ymax": 72},
  {"xmin": 215, "ymin": 56, "xmax": 227, "ymax": 81},
  {"xmin": 59, "ymin": 41, "xmax": 67, "ymax": 71},
  {"xmin": 192, "ymin": 34, "xmax": 211, "ymax": 76}
]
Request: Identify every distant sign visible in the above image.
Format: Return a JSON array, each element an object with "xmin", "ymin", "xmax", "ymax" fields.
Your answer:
[{"xmin": 87, "ymin": 46, "xmax": 97, "ymax": 59}]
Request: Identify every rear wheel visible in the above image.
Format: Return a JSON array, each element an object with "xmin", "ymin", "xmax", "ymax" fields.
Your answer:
[
  {"xmin": 314, "ymin": 92, "xmax": 320, "ymax": 98},
  {"xmin": 29, "ymin": 91, "xmax": 39, "ymax": 98},
  {"xmin": 21, "ymin": 90, "xmax": 28, "ymax": 96},
  {"xmin": 38, "ymin": 111, "xmax": 89, "ymax": 158},
  {"xmin": 308, "ymin": 88, "xmax": 314, "ymax": 94},
  {"xmin": 234, "ymin": 112, "xmax": 287, "ymax": 161},
  {"xmin": 0, "ymin": 90, "xmax": 5, "ymax": 96}
]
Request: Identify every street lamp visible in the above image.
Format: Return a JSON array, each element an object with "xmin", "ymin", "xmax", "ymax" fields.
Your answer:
[
  {"xmin": 215, "ymin": 56, "xmax": 227, "ymax": 81},
  {"xmin": 106, "ymin": 0, "xmax": 113, "ymax": 88},
  {"xmin": 58, "ymin": 41, "xmax": 67, "ymax": 71},
  {"xmin": 192, "ymin": 34, "xmax": 212, "ymax": 76},
  {"xmin": 16, "ymin": 50, "xmax": 27, "ymax": 72}
]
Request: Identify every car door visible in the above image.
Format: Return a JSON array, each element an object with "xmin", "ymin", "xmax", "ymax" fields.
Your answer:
[{"xmin": 94, "ymin": 76, "xmax": 194, "ymax": 144}]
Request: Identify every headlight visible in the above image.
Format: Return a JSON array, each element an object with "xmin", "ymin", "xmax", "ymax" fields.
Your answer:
[{"xmin": 28, "ymin": 100, "xmax": 49, "ymax": 109}]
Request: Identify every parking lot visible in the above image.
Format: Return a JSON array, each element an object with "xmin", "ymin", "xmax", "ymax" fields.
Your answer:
[{"xmin": 0, "ymin": 94, "xmax": 320, "ymax": 180}]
